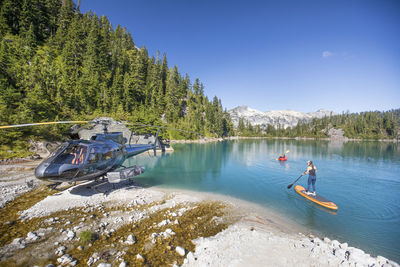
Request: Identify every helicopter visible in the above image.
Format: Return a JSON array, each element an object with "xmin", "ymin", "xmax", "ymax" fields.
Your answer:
[{"xmin": 0, "ymin": 118, "xmax": 200, "ymax": 187}]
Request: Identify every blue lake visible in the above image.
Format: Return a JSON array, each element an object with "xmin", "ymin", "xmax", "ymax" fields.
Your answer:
[{"xmin": 125, "ymin": 139, "xmax": 400, "ymax": 262}]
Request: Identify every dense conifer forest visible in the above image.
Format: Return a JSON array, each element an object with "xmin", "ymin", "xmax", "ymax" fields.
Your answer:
[{"xmin": 0, "ymin": 0, "xmax": 234, "ymax": 156}]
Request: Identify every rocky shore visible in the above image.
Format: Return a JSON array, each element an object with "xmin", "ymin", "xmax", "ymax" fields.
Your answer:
[
  {"xmin": 0, "ymin": 161, "xmax": 398, "ymax": 267},
  {"xmin": 170, "ymin": 136, "xmax": 399, "ymax": 144}
]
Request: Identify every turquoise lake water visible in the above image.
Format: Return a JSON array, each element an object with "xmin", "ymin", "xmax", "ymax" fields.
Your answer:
[{"xmin": 125, "ymin": 139, "xmax": 400, "ymax": 262}]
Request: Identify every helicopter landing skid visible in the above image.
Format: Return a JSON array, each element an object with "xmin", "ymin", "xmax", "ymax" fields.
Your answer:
[
  {"xmin": 85, "ymin": 175, "xmax": 109, "ymax": 194},
  {"xmin": 90, "ymin": 181, "xmax": 109, "ymax": 194},
  {"xmin": 47, "ymin": 182, "xmax": 62, "ymax": 190}
]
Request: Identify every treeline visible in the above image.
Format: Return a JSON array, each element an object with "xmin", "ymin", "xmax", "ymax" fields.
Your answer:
[
  {"xmin": 237, "ymin": 109, "xmax": 400, "ymax": 140},
  {"xmin": 0, "ymin": 0, "xmax": 234, "ymax": 152}
]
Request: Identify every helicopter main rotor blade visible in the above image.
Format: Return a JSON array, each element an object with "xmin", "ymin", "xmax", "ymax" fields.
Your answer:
[
  {"xmin": 124, "ymin": 123, "xmax": 203, "ymax": 136},
  {"xmin": 0, "ymin": 121, "xmax": 89, "ymax": 129}
]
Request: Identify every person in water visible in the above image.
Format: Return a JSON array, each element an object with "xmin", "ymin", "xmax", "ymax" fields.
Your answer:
[
  {"xmin": 278, "ymin": 154, "xmax": 286, "ymax": 160},
  {"xmin": 303, "ymin": 160, "xmax": 317, "ymax": 196}
]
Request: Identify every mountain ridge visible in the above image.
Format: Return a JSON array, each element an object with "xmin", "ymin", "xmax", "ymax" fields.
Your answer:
[{"xmin": 228, "ymin": 105, "xmax": 336, "ymax": 129}]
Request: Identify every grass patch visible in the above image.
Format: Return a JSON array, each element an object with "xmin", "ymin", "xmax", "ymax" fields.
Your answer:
[{"xmin": 79, "ymin": 231, "xmax": 97, "ymax": 244}]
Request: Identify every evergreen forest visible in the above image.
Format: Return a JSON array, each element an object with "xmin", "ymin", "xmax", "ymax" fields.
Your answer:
[{"xmin": 0, "ymin": 0, "xmax": 234, "ymax": 157}]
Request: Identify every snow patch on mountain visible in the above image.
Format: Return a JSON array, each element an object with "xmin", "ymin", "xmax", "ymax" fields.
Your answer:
[{"xmin": 228, "ymin": 106, "xmax": 336, "ymax": 129}]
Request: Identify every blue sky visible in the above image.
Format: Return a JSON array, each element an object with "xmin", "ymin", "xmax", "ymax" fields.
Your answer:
[{"xmin": 79, "ymin": 0, "xmax": 400, "ymax": 113}]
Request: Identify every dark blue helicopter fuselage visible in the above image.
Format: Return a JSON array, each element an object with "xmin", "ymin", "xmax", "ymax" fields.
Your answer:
[{"xmin": 35, "ymin": 138, "xmax": 156, "ymax": 183}]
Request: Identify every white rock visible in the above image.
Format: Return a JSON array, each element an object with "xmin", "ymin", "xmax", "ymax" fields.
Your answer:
[
  {"xmin": 348, "ymin": 247, "xmax": 365, "ymax": 257},
  {"xmin": 339, "ymin": 242, "xmax": 348, "ymax": 249},
  {"xmin": 310, "ymin": 246, "xmax": 321, "ymax": 257},
  {"xmin": 114, "ymin": 217, "xmax": 124, "ymax": 223},
  {"xmin": 323, "ymin": 237, "xmax": 331, "ymax": 243},
  {"xmin": 119, "ymin": 262, "xmax": 127, "ymax": 267},
  {"xmin": 186, "ymin": 252, "xmax": 195, "ymax": 262},
  {"xmin": 87, "ymin": 257, "xmax": 94, "ymax": 266},
  {"xmin": 66, "ymin": 230, "xmax": 75, "ymax": 240},
  {"xmin": 57, "ymin": 254, "xmax": 73, "ymax": 265},
  {"xmin": 158, "ymin": 219, "xmax": 171, "ymax": 227},
  {"xmin": 330, "ymin": 240, "xmax": 341, "ymax": 248},
  {"xmin": 165, "ymin": 228, "xmax": 175, "ymax": 235},
  {"xmin": 333, "ymin": 248, "xmax": 346, "ymax": 259},
  {"xmin": 176, "ymin": 246, "xmax": 186, "ymax": 256},
  {"xmin": 11, "ymin": 238, "xmax": 23, "ymax": 245},
  {"xmin": 150, "ymin": 233, "xmax": 159, "ymax": 243},
  {"xmin": 26, "ymin": 231, "xmax": 40, "ymax": 241},
  {"xmin": 388, "ymin": 260, "xmax": 400, "ymax": 267},
  {"xmin": 312, "ymin": 237, "xmax": 323, "ymax": 245},
  {"xmin": 97, "ymin": 263, "xmax": 111, "ymax": 267},
  {"xmin": 55, "ymin": 246, "xmax": 67, "ymax": 256},
  {"xmin": 125, "ymin": 234, "xmax": 136, "ymax": 245},
  {"xmin": 136, "ymin": 254, "xmax": 144, "ymax": 260},
  {"xmin": 377, "ymin": 255, "xmax": 389, "ymax": 265}
]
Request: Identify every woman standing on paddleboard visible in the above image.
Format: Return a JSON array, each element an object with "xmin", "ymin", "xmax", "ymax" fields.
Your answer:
[{"xmin": 303, "ymin": 160, "xmax": 317, "ymax": 196}]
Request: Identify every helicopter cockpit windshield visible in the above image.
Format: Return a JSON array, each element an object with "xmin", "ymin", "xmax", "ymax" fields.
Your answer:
[{"xmin": 52, "ymin": 144, "xmax": 87, "ymax": 165}]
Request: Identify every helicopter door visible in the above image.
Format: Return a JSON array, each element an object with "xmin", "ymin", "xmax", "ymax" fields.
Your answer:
[
  {"xmin": 98, "ymin": 147, "xmax": 114, "ymax": 171},
  {"xmin": 85, "ymin": 147, "xmax": 103, "ymax": 175}
]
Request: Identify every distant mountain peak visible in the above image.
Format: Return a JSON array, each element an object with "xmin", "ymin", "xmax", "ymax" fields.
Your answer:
[{"xmin": 228, "ymin": 106, "xmax": 337, "ymax": 129}]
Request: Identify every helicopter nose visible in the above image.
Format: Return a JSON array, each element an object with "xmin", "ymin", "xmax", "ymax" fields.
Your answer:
[{"xmin": 34, "ymin": 163, "xmax": 49, "ymax": 179}]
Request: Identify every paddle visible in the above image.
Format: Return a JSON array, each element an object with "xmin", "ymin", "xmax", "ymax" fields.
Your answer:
[
  {"xmin": 276, "ymin": 149, "xmax": 290, "ymax": 160},
  {"xmin": 287, "ymin": 174, "xmax": 303, "ymax": 189}
]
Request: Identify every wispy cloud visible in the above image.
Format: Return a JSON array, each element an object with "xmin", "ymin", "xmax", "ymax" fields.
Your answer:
[{"xmin": 322, "ymin": 51, "xmax": 334, "ymax": 58}]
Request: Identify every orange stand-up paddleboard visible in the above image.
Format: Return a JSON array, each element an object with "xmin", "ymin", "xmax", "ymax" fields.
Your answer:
[{"xmin": 294, "ymin": 185, "xmax": 338, "ymax": 210}]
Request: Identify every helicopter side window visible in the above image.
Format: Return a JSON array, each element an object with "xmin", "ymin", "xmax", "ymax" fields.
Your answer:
[
  {"xmin": 87, "ymin": 147, "xmax": 102, "ymax": 164},
  {"xmin": 103, "ymin": 150, "xmax": 113, "ymax": 160}
]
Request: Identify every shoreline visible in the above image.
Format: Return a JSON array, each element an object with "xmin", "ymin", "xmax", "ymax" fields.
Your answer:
[
  {"xmin": 170, "ymin": 136, "xmax": 400, "ymax": 144},
  {"xmin": 1, "ymin": 161, "xmax": 399, "ymax": 266}
]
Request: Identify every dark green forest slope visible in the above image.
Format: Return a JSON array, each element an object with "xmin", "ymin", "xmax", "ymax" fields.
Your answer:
[{"xmin": 0, "ymin": 0, "xmax": 234, "ymax": 155}]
